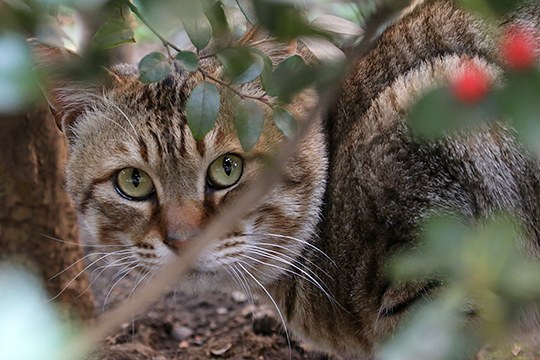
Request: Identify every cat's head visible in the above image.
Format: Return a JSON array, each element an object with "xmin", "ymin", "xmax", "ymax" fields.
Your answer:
[{"xmin": 32, "ymin": 40, "xmax": 327, "ymax": 293}]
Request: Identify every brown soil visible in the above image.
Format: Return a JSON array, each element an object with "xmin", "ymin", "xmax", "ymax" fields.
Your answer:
[
  {"xmin": 83, "ymin": 257, "xmax": 540, "ymax": 360},
  {"xmin": 86, "ymin": 269, "xmax": 330, "ymax": 360}
]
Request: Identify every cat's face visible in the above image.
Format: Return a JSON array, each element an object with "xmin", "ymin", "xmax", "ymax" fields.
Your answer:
[{"xmin": 61, "ymin": 61, "xmax": 327, "ymax": 293}]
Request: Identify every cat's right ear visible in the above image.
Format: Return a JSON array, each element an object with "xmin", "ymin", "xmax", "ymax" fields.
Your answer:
[{"xmin": 239, "ymin": 26, "xmax": 300, "ymax": 64}]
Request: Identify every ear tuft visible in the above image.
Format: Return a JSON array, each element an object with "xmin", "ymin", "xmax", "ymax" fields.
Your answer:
[{"xmin": 238, "ymin": 26, "xmax": 299, "ymax": 64}]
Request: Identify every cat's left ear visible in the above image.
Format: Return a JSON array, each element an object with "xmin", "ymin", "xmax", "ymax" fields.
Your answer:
[
  {"xmin": 29, "ymin": 39, "xmax": 84, "ymax": 133},
  {"xmin": 29, "ymin": 39, "xmax": 123, "ymax": 134}
]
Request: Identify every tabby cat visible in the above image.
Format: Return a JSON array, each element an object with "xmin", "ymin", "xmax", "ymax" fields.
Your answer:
[{"xmin": 34, "ymin": 0, "xmax": 540, "ymax": 358}]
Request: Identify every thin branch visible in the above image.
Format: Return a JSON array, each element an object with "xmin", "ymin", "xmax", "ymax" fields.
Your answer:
[{"xmin": 199, "ymin": 68, "xmax": 273, "ymax": 107}]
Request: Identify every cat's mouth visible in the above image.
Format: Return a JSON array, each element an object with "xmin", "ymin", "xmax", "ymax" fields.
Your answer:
[
  {"xmin": 164, "ymin": 237, "xmax": 196, "ymax": 254},
  {"xmin": 186, "ymin": 267, "xmax": 216, "ymax": 277}
]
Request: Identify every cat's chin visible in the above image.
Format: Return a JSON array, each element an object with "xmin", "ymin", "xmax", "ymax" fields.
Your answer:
[{"xmin": 176, "ymin": 268, "xmax": 235, "ymax": 294}]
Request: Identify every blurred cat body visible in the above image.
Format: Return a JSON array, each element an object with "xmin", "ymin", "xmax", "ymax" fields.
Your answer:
[{"xmin": 36, "ymin": 0, "xmax": 540, "ymax": 358}]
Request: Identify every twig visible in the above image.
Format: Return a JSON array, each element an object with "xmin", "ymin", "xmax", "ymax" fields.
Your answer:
[
  {"xmin": 63, "ymin": 0, "xmax": 411, "ymax": 357},
  {"xmin": 199, "ymin": 68, "xmax": 273, "ymax": 107}
]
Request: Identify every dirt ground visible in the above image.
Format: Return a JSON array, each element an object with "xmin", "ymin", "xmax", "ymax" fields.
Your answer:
[
  {"xmin": 83, "ymin": 258, "xmax": 540, "ymax": 360},
  {"xmin": 85, "ymin": 268, "xmax": 330, "ymax": 360}
]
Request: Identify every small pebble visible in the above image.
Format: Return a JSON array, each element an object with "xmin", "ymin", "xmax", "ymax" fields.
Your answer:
[
  {"xmin": 241, "ymin": 304, "xmax": 257, "ymax": 317},
  {"xmin": 193, "ymin": 336, "xmax": 204, "ymax": 346},
  {"xmin": 252, "ymin": 314, "xmax": 279, "ymax": 336},
  {"xmin": 178, "ymin": 340, "xmax": 189, "ymax": 349},
  {"xmin": 171, "ymin": 325, "xmax": 193, "ymax": 341},
  {"xmin": 210, "ymin": 343, "xmax": 232, "ymax": 356},
  {"xmin": 231, "ymin": 291, "xmax": 248, "ymax": 303},
  {"xmin": 216, "ymin": 307, "xmax": 228, "ymax": 315}
]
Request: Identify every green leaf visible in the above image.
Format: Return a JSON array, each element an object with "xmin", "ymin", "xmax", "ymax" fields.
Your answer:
[
  {"xmin": 217, "ymin": 47, "xmax": 264, "ymax": 84},
  {"xmin": 92, "ymin": 19, "xmax": 135, "ymax": 49},
  {"xmin": 223, "ymin": 6, "xmax": 248, "ymax": 39},
  {"xmin": 389, "ymin": 213, "xmax": 540, "ymax": 302},
  {"xmin": 174, "ymin": 51, "xmax": 199, "ymax": 72},
  {"xmin": 203, "ymin": 0, "xmax": 229, "ymax": 37},
  {"xmin": 234, "ymin": 99, "xmax": 264, "ymax": 151},
  {"xmin": 389, "ymin": 215, "xmax": 469, "ymax": 281},
  {"xmin": 259, "ymin": 51, "xmax": 275, "ymax": 93},
  {"xmin": 498, "ymin": 70, "xmax": 540, "ymax": 154},
  {"xmin": 458, "ymin": 0, "xmax": 519, "ymax": 18},
  {"xmin": 313, "ymin": 59, "xmax": 347, "ymax": 91},
  {"xmin": 138, "ymin": 52, "xmax": 171, "ymax": 83},
  {"xmin": 251, "ymin": 0, "xmax": 320, "ymax": 40},
  {"xmin": 235, "ymin": 0, "xmax": 257, "ymax": 25},
  {"xmin": 182, "ymin": 13, "xmax": 212, "ymax": 50},
  {"xmin": 186, "ymin": 81, "xmax": 221, "ymax": 140},
  {"xmin": 0, "ymin": 35, "xmax": 39, "ymax": 114},
  {"xmin": 407, "ymin": 87, "xmax": 495, "ymax": 140},
  {"xmin": 379, "ymin": 293, "xmax": 474, "ymax": 360},
  {"xmin": 0, "ymin": 265, "xmax": 76, "ymax": 360},
  {"xmin": 266, "ymin": 55, "xmax": 314, "ymax": 101},
  {"xmin": 272, "ymin": 107, "xmax": 297, "ymax": 138},
  {"xmin": 310, "ymin": 14, "xmax": 363, "ymax": 36}
]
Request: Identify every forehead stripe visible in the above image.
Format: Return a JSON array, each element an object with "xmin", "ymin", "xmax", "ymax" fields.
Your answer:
[
  {"xmin": 138, "ymin": 136, "xmax": 149, "ymax": 163},
  {"xmin": 79, "ymin": 174, "xmax": 110, "ymax": 213},
  {"xmin": 196, "ymin": 139, "xmax": 206, "ymax": 157}
]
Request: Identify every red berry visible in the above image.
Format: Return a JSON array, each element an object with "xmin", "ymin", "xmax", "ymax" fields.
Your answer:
[
  {"xmin": 451, "ymin": 64, "xmax": 490, "ymax": 104},
  {"xmin": 501, "ymin": 26, "xmax": 537, "ymax": 70}
]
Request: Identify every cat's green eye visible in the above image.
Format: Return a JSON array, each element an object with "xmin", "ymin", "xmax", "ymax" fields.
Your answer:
[
  {"xmin": 207, "ymin": 154, "xmax": 243, "ymax": 189},
  {"xmin": 115, "ymin": 168, "xmax": 155, "ymax": 201}
]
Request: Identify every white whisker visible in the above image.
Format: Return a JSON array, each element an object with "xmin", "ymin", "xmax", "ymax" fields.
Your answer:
[
  {"xmin": 226, "ymin": 265, "xmax": 255, "ymax": 309},
  {"xmin": 48, "ymin": 250, "xmax": 129, "ymax": 302},
  {"xmin": 242, "ymin": 246, "xmax": 326, "ymax": 288},
  {"xmin": 243, "ymin": 232, "xmax": 336, "ymax": 267},
  {"xmin": 109, "ymin": 101, "xmax": 138, "ymax": 137},
  {"xmin": 39, "ymin": 233, "xmax": 133, "ymax": 248},
  {"xmin": 246, "ymin": 242, "xmax": 333, "ymax": 280},
  {"xmin": 101, "ymin": 264, "xmax": 142, "ymax": 314},
  {"xmin": 85, "ymin": 92, "xmax": 139, "ymax": 143},
  {"xmin": 101, "ymin": 114, "xmax": 137, "ymax": 142},
  {"xmin": 48, "ymin": 250, "xmax": 126, "ymax": 281},
  {"xmin": 240, "ymin": 251, "xmax": 339, "ymax": 309},
  {"xmin": 128, "ymin": 268, "xmax": 151, "ymax": 299},
  {"xmin": 237, "ymin": 262, "xmax": 292, "ymax": 358},
  {"xmin": 79, "ymin": 255, "xmax": 140, "ymax": 299}
]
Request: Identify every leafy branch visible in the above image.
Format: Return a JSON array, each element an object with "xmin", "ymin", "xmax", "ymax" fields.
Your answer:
[
  {"xmin": 124, "ymin": 0, "xmax": 272, "ymax": 106},
  {"xmin": 121, "ymin": 0, "xmax": 296, "ymax": 149},
  {"xmin": 96, "ymin": 1, "xmax": 359, "ymax": 150},
  {"xmin": 198, "ymin": 68, "xmax": 272, "ymax": 107}
]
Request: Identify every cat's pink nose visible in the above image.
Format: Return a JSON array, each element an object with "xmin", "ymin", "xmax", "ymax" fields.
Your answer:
[{"xmin": 163, "ymin": 201, "xmax": 203, "ymax": 253}]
